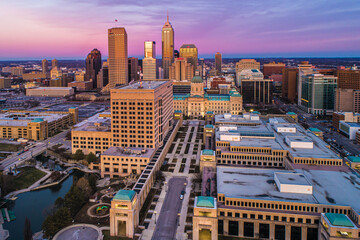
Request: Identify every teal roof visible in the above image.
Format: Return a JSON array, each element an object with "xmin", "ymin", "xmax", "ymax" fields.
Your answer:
[
  {"xmin": 191, "ymin": 76, "xmax": 203, "ymax": 83},
  {"xmin": 309, "ymin": 128, "xmax": 322, "ymax": 132},
  {"xmin": 348, "ymin": 156, "xmax": 360, "ymax": 163},
  {"xmin": 287, "ymin": 112, "xmax": 296, "ymax": 115},
  {"xmin": 174, "ymin": 94, "xmax": 190, "ymax": 100},
  {"xmin": 70, "ymin": 107, "xmax": 77, "ymax": 109},
  {"xmin": 230, "ymin": 91, "xmax": 242, "ymax": 97},
  {"xmin": 252, "ymin": 111, "xmax": 260, "ymax": 114},
  {"xmin": 202, "ymin": 149, "xmax": 214, "ymax": 155},
  {"xmin": 205, "ymin": 124, "xmax": 214, "ymax": 128},
  {"xmin": 113, "ymin": 190, "xmax": 136, "ymax": 201},
  {"xmin": 206, "ymin": 111, "xmax": 214, "ymax": 114},
  {"xmin": 31, "ymin": 118, "xmax": 44, "ymax": 123},
  {"xmin": 196, "ymin": 196, "xmax": 215, "ymax": 208},
  {"xmin": 174, "ymin": 110, "xmax": 182, "ymax": 113},
  {"xmin": 191, "ymin": 95, "xmax": 203, "ymax": 98},
  {"xmin": 325, "ymin": 213, "xmax": 354, "ymax": 227},
  {"xmin": 205, "ymin": 94, "xmax": 230, "ymax": 101}
]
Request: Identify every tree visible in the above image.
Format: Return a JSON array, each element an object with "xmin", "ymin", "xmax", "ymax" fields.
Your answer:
[
  {"xmin": 42, "ymin": 207, "xmax": 72, "ymax": 238},
  {"xmin": 54, "ymin": 197, "xmax": 64, "ymax": 209},
  {"xmin": 76, "ymin": 177, "xmax": 92, "ymax": 198},
  {"xmin": 73, "ymin": 149, "xmax": 84, "ymax": 161},
  {"xmin": 86, "ymin": 152, "xmax": 97, "ymax": 164},
  {"xmin": 64, "ymin": 185, "xmax": 86, "ymax": 216},
  {"xmin": 88, "ymin": 174, "xmax": 97, "ymax": 192},
  {"xmin": 23, "ymin": 217, "xmax": 32, "ymax": 240}
]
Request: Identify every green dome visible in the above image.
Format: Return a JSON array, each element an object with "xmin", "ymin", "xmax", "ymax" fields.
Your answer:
[{"xmin": 191, "ymin": 76, "xmax": 203, "ymax": 83}]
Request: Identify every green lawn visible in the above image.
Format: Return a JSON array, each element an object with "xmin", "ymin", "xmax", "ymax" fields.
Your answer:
[
  {"xmin": 0, "ymin": 143, "xmax": 22, "ymax": 152},
  {"xmin": 13, "ymin": 167, "xmax": 47, "ymax": 190}
]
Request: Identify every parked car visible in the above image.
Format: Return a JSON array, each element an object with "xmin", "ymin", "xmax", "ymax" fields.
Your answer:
[{"xmin": 180, "ymin": 190, "xmax": 185, "ymax": 200}]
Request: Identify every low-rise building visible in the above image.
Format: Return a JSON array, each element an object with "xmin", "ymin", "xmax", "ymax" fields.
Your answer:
[
  {"xmin": 68, "ymin": 81, "xmax": 93, "ymax": 91},
  {"xmin": 333, "ymin": 112, "xmax": 360, "ymax": 130},
  {"xmin": 339, "ymin": 121, "xmax": 360, "ymax": 140},
  {"xmin": 26, "ymin": 87, "xmax": 75, "ymax": 97}
]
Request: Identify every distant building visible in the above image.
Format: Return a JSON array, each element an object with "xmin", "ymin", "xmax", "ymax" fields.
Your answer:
[
  {"xmin": 169, "ymin": 58, "xmax": 194, "ymax": 81},
  {"xmin": 333, "ymin": 112, "xmax": 360, "ymax": 130},
  {"xmin": 97, "ymin": 61, "xmax": 109, "ymax": 89},
  {"xmin": 26, "ymin": 87, "xmax": 75, "ymax": 97},
  {"xmin": 300, "ymin": 71, "xmax": 337, "ymax": 115},
  {"xmin": 68, "ymin": 81, "xmax": 93, "ymax": 91},
  {"xmin": 85, "ymin": 48, "xmax": 102, "ymax": 89},
  {"xmin": 0, "ymin": 77, "xmax": 11, "ymax": 89},
  {"xmin": 263, "ymin": 62, "xmax": 286, "ymax": 78},
  {"xmin": 162, "ymin": 14, "xmax": 174, "ymax": 79},
  {"xmin": 282, "ymin": 68, "xmax": 298, "ymax": 103},
  {"xmin": 235, "ymin": 59, "xmax": 260, "ymax": 84},
  {"xmin": 215, "ymin": 52, "xmax": 222, "ymax": 75},
  {"xmin": 297, "ymin": 61, "xmax": 314, "ymax": 106},
  {"xmin": 144, "ymin": 41, "xmax": 156, "ymax": 58},
  {"xmin": 10, "ymin": 67, "xmax": 24, "ymax": 76},
  {"xmin": 142, "ymin": 57, "xmax": 157, "ymax": 80},
  {"xmin": 337, "ymin": 69, "xmax": 360, "ymax": 89},
  {"xmin": 21, "ymin": 72, "xmax": 48, "ymax": 80},
  {"xmin": 52, "ymin": 59, "xmax": 58, "ymax": 69},
  {"xmin": 104, "ymin": 27, "xmax": 128, "ymax": 91},
  {"xmin": 239, "ymin": 69, "xmax": 273, "ymax": 104},
  {"xmin": 128, "ymin": 57, "xmax": 139, "ymax": 82},
  {"xmin": 180, "ymin": 44, "xmax": 198, "ymax": 72},
  {"xmin": 335, "ymin": 88, "xmax": 360, "ymax": 113},
  {"xmin": 50, "ymin": 67, "xmax": 62, "ymax": 79},
  {"xmin": 42, "ymin": 59, "xmax": 49, "ymax": 74}
]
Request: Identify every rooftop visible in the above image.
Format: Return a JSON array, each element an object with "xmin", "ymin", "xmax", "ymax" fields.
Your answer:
[
  {"xmin": 325, "ymin": 213, "xmax": 355, "ymax": 228},
  {"xmin": 309, "ymin": 128, "xmax": 322, "ymax": 132},
  {"xmin": 113, "ymin": 190, "xmax": 136, "ymax": 201},
  {"xmin": 217, "ymin": 166, "xmax": 360, "ymax": 213},
  {"xmin": 202, "ymin": 149, "xmax": 215, "ymax": 156},
  {"xmin": 118, "ymin": 80, "xmax": 168, "ymax": 90},
  {"xmin": 102, "ymin": 147, "xmax": 155, "ymax": 158},
  {"xmin": 347, "ymin": 156, "xmax": 360, "ymax": 163},
  {"xmin": 196, "ymin": 196, "xmax": 215, "ymax": 208}
]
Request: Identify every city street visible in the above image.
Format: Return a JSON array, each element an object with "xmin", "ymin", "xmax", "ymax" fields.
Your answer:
[
  {"xmin": 0, "ymin": 129, "xmax": 70, "ymax": 171},
  {"xmin": 152, "ymin": 177, "xmax": 186, "ymax": 240}
]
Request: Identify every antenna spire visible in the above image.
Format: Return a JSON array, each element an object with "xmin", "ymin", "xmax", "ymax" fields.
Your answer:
[{"xmin": 167, "ymin": 10, "xmax": 169, "ymax": 22}]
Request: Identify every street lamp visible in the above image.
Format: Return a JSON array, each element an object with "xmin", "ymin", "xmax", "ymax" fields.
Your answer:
[
  {"xmin": 154, "ymin": 211, "xmax": 157, "ymax": 224},
  {"xmin": 177, "ymin": 213, "xmax": 181, "ymax": 226}
]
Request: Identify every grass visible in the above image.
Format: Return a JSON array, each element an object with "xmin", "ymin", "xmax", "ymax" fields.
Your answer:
[
  {"xmin": 0, "ymin": 143, "xmax": 22, "ymax": 152},
  {"xmin": 13, "ymin": 167, "xmax": 47, "ymax": 190}
]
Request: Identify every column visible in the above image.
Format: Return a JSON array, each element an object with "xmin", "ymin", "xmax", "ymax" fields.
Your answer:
[
  {"xmin": 301, "ymin": 226, "xmax": 307, "ymax": 240},
  {"xmin": 269, "ymin": 223, "xmax": 275, "ymax": 240},
  {"xmin": 285, "ymin": 225, "xmax": 291, "ymax": 240},
  {"xmin": 224, "ymin": 219, "xmax": 229, "ymax": 236},
  {"xmin": 254, "ymin": 222, "xmax": 259, "ymax": 238},
  {"xmin": 239, "ymin": 220, "xmax": 244, "ymax": 237}
]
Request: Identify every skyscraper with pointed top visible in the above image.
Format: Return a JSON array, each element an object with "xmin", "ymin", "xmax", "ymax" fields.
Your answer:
[{"xmin": 162, "ymin": 13, "xmax": 174, "ymax": 79}]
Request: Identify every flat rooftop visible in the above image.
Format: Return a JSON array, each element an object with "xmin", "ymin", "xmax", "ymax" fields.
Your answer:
[
  {"xmin": 0, "ymin": 111, "xmax": 70, "ymax": 127},
  {"xmin": 72, "ymin": 112, "xmax": 111, "ymax": 132},
  {"xmin": 118, "ymin": 80, "xmax": 168, "ymax": 90},
  {"xmin": 102, "ymin": 147, "xmax": 155, "ymax": 158},
  {"xmin": 217, "ymin": 166, "xmax": 360, "ymax": 213}
]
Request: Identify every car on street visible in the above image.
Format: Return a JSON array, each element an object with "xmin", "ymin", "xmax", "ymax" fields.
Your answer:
[{"xmin": 180, "ymin": 190, "xmax": 185, "ymax": 200}]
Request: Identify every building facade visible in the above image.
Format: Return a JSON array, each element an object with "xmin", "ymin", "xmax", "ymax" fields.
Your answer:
[
  {"xmin": 162, "ymin": 15, "xmax": 174, "ymax": 79},
  {"xmin": 282, "ymin": 68, "xmax": 298, "ymax": 103},
  {"xmin": 42, "ymin": 59, "xmax": 49, "ymax": 74},
  {"xmin": 263, "ymin": 62, "xmax": 286, "ymax": 78},
  {"xmin": 169, "ymin": 58, "xmax": 194, "ymax": 81},
  {"xmin": 215, "ymin": 52, "xmax": 222, "ymax": 75},
  {"xmin": 85, "ymin": 48, "xmax": 102, "ymax": 89},
  {"xmin": 179, "ymin": 44, "xmax": 198, "ymax": 72}
]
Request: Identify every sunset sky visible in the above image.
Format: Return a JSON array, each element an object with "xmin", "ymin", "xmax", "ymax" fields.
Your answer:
[{"xmin": 1, "ymin": 0, "xmax": 360, "ymax": 60}]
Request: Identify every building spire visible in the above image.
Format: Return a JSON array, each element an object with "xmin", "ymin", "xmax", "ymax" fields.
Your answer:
[{"xmin": 167, "ymin": 10, "xmax": 169, "ymax": 22}]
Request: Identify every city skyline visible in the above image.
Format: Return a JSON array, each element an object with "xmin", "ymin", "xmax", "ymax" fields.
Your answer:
[{"xmin": 1, "ymin": 0, "xmax": 360, "ymax": 60}]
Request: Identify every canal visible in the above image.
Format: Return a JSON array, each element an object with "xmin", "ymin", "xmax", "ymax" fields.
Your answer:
[{"xmin": 3, "ymin": 170, "xmax": 84, "ymax": 240}]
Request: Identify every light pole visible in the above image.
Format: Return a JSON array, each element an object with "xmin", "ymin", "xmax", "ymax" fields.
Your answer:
[
  {"xmin": 154, "ymin": 211, "xmax": 157, "ymax": 224},
  {"xmin": 177, "ymin": 213, "xmax": 181, "ymax": 226},
  {"xmin": 164, "ymin": 181, "xmax": 167, "ymax": 192}
]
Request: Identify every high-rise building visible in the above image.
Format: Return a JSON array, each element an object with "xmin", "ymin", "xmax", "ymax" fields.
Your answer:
[
  {"xmin": 263, "ymin": 62, "xmax": 286, "ymax": 78},
  {"xmin": 42, "ymin": 59, "xmax": 49, "ymax": 74},
  {"xmin": 52, "ymin": 59, "xmax": 58, "ymax": 69},
  {"xmin": 10, "ymin": 66, "xmax": 24, "ymax": 76},
  {"xmin": 143, "ymin": 57, "xmax": 157, "ymax": 80},
  {"xmin": 85, "ymin": 48, "xmax": 102, "ymax": 89},
  {"xmin": 337, "ymin": 69, "xmax": 360, "ymax": 89},
  {"xmin": 335, "ymin": 88, "xmax": 360, "ymax": 113},
  {"xmin": 180, "ymin": 44, "xmax": 198, "ymax": 72},
  {"xmin": 282, "ymin": 68, "xmax": 298, "ymax": 103},
  {"xmin": 239, "ymin": 69, "xmax": 273, "ymax": 104},
  {"xmin": 128, "ymin": 57, "xmax": 139, "ymax": 82},
  {"xmin": 300, "ymin": 71, "xmax": 337, "ymax": 115},
  {"xmin": 215, "ymin": 52, "xmax": 222, "ymax": 74},
  {"xmin": 169, "ymin": 58, "xmax": 194, "ymax": 81},
  {"xmin": 97, "ymin": 61, "xmax": 109, "ymax": 89},
  {"xmin": 144, "ymin": 41, "xmax": 156, "ymax": 58},
  {"xmin": 110, "ymin": 80, "xmax": 173, "ymax": 149},
  {"xmin": 297, "ymin": 61, "xmax": 314, "ymax": 105},
  {"xmin": 162, "ymin": 14, "xmax": 174, "ymax": 79},
  {"xmin": 105, "ymin": 27, "xmax": 128, "ymax": 91},
  {"xmin": 174, "ymin": 50, "xmax": 179, "ymax": 58},
  {"xmin": 199, "ymin": 58, "xmax": 205, "ymax": 79}
]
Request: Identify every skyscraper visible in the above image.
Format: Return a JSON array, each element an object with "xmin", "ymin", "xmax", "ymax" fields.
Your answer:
[
  {"xmin": 52, "ymin": 59, "xmax": 58, "ymax": 69},
  {"xmin": 104, "ymin": 27, "xmax": 128, "ymax": 91},
  {"xmin": 162, "ymin": 14, "xmax": 174, "ymax": 79},
  {"xmin": 144, "ymin": 41, "xmax": 156, "ymax": 58},
  {"xmin": 85, "ymin": 48, "xmax": 102, "ymax": 89},
  {"xmin": 169, "ymin": 58, "xmax": 194, "ymax": 81},
  {"xmin": 42, "ymin": 59, "xmax": 48, "ymax": 74},
  {"xmin": 128, "ymin": 57, "xmax": 139, "ymax": 82},
  {"xmin": 180, "ymin": 44, "xmax": 198, "ymax": 73},
  {"xmin": 215, "ymin": 52, "xmax": 222, "ymax": 75}
]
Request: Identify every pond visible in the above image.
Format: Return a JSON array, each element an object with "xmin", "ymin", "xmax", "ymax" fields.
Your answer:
[{"xmin": 3, "ymin": 170, "xmax": 84, "ymax": 240}]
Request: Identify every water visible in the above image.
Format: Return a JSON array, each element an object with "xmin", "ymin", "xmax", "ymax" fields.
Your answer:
[{"xmin": 3, "ymin": 170, "xmax": 84, "ymax": 240}]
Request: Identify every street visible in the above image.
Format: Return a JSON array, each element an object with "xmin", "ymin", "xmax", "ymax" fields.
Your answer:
[
  {"xmin": 0, "ymin": 129, "xmax": 70, "ymax": 171},
  {"xmin": 152, "ymin": 177, "xmax": 186, "ymax": 240}
]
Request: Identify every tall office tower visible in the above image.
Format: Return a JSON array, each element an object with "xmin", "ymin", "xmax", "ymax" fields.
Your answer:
[
  {"xmin": 239, "ymin": 69, "xmax": 273, "ymax": 104},
  {"xmin": 215, "ymin": 52, "xmax": 222, "ymax": 75},
  {"xmin": 337, "ymin": 69, "xmax": 360, "ymax": 89},
  {"xmin": 42, "ymin": 59, "xmax": 49, "ymax": 74},
  {"xmin": 282, "ymin": 68, "xmax": 298, "ymax": 103},
  {"xmin": 199, "ymin": 58, "xmax": 205, "ymax": 79},
  {"xmin": 104, "ymin": 27, "xmax": 128, "ymax": 91},
  {"xmin": 179, "ymin": 44, "xmax": 198, "ymax": 73},
  {"xmin": 300, "ymin": 71, "xmax": 337, "ymax": 115},
  {"xmin": 235, "ymin": 59, "xmax": 260, "ymax": 73},
  {"xmin": 263, "ymin": 62, "xmax": 286, "ymax": 78},
  {"xmin": 128, "ymin": 57, "xmax": 139, "ymax": 82},
  {"xmin": 85, "ymin": 48, "xmax": 102, "ymax": 89},
  {"xmin": 169, "ymin": 58, "xmax": 194, "ymax": 81},
  {"xmin": 143, "ymin": 58, "xmax": 157, "ymax": 80},
  {"xmin": 174, "ymin": 50, "xmax": 179, "ymax": 58},
  {"xmin": 97, "ymin": 61, "xmax": 109, "ymax": 89},
  {"xmin": 162, "ymin": 14, "xmax": 174, "ymax": 79},
  {"xmin": 52, "ymin": 59, "xmax": 58, "ymax": 69},
  {"xmin": 110, "ymin": 81, "xmax": 173, "ymax": 149},
  {"xmin": 144, "ymin": 41, "xmax": 156, "ymax": 58},
  {"xmin": 297, "ymin": 61, "xmax": 314, "ymax": 105},
  {"xmin": 158, "ymin": 67, "xmax": 164, "ymax": 79}
]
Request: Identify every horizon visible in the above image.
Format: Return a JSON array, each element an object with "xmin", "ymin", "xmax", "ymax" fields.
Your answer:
[{"xmin": 1, "ymin": 0, "xmax": 360, "ymax": 60}]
